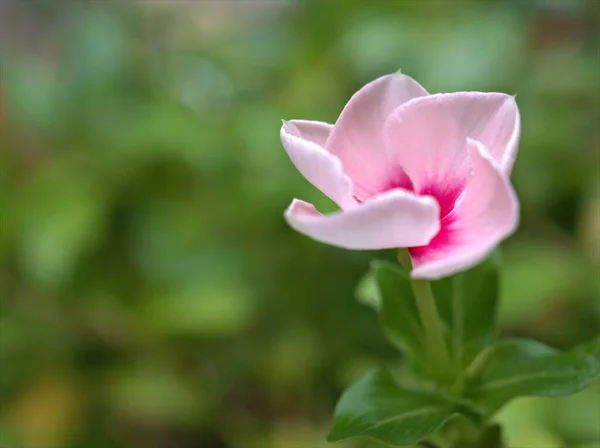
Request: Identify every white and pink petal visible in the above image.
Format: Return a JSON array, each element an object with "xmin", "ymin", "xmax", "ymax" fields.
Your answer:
[
  {"xmin": 280, "ymin": 120, "xmax": 356, "ymax": 209},
  {"xmin": 284, "ymin": 189, "xmax": 441, "ymax": 250},
  {"xmin": 325, "ymin": 73, "xmax": 429, "ymax": 200},
  {"xmin": 432, "ymin": 92, "xmax": 520, "ymax": 174},
  {"xmin": 410, "ymin": 139, "xmax": 519, "ymax": 279},
  {"xmin": 384, "ymin": 94, "xmax": 470, "ymax": 196}
]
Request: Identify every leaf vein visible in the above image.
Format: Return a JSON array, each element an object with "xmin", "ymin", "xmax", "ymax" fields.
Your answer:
[
  {"xmin": 361, "ymin": 405, "xmax": 447, "ymax": 433},
  {"xmin": 472, "ymin": 371, "xmax": 566, "ymax": 392}
]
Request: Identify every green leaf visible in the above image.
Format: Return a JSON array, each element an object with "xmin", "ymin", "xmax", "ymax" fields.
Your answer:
[
  {"xmin": 368, "ymin": 261, "xmax": 424, "ymax": 358},
  {"xmin": 432, "ymin": 253, "xmax": 500, "ymax": 366},
  {"xmin": 576, "ymin": 335, "xmax": 600, "ymax": 362},
  {"xmin": 475, "ymin": 424, "xmax": 503, "ymax": 448},
  {"xmin": 327, "ymin": 367, "xmax": 458, "ymax": 446},
  {"xmin": 465, "ymin": 339, "xmax": 600, "ymax": 414}
]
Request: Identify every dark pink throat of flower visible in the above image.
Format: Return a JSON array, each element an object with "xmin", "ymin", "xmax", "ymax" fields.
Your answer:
[{"xmin": 371, "ymin": 169, "xmax": 465, "ymax": 260}]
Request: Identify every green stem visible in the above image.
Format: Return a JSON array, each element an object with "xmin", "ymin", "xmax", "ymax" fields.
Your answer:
[
  {"xmin": 398, "ymin": 250, "xmax": 452, "ymax": 373},
  {"xmin": 414, "ymin": 279, "xmax": 453, "ymax": 371},
  {"xmin": 453, "ymin": 274, "xmax": 465, "ymax": 392},
  {"xmin": 466, "ymin": 344, "xmax": 495, "ymax": 380}
]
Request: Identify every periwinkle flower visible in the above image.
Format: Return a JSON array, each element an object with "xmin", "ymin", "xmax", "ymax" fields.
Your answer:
[{"xmin": 281, "ymin": 73, "xmax": 520, "ymax": 279}]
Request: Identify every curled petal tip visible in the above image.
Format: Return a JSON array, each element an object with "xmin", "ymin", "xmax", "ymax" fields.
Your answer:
[
  {"xmin": 280, "ymin": 121, "xmax": 356, "ymax": 208},
  {"xmin": 283, "ymin": 191, "xmax": 440, "ymax": 250}
]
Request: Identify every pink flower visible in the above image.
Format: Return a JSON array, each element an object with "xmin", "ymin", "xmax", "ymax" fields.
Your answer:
[{"xmin": 280, "ymin": 73, "xmax": 520, "ymax": 279}]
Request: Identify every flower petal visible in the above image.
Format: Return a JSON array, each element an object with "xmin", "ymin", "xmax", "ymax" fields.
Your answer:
[
  {"xmin": 281, "ymin": 120, "xmax": 356, "ymax": 209},
  {"xmin": 325, "ymin": 73, "xmax": 429, "ymax": 200},
  {"xmin": 384, "ymin": 94, "xmax": 469, "ymax": 194},
  {"xmin": 436, "ymin": 92, "xmax": 520, "ymax": 174},
  {"xmin": 283, "ymin": 119, "xmax": 333, "ymax": 147},
  {"xmin": 410, "ymin": 139, "xmax": 519, "ymax": 279},
  {"xmin": 284, "ymin": 189, "xmax": 440, "ymax": 250}
]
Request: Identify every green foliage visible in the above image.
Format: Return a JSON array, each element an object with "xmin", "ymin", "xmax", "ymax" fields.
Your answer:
[
  {"xmin": 364, "ymin": 261, "xmax": 424, "ymax": 359},
  {"xmin": 577, "ymin": 336, "xmax": 600, "ymax": 361},
  {"xmin": 466, "ymin": 339, "xmax": 600, "ymax": 414},
  {"xmin": 432, "ymin": 254, "xmax": 500, "ymax": 366},
  {"xmin": 328, "ymin": 367, "xmax": 458, "ymax": 446},
  {"xmin": 357, "ymin": 256, "xmax": 500, "ymax": 378},
  {"xmin": 337, "ymin": 261, "xmax": 600, "ymax": 446},
  {"xmin": 475, "ymin": 424, "xmax": 503, "ymax": 448}
]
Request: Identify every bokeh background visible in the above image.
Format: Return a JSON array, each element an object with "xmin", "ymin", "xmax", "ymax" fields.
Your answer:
[{"xmin": 0, "ymin": 1, "xmax": 599, "ymax": 447}]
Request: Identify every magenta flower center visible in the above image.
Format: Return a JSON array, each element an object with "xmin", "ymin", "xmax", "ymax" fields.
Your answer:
[{"xmin": 379, "ymin": 169, "xmax": 465, "ymax": 260}]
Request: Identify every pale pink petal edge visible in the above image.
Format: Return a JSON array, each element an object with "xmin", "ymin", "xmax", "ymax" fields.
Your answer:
[
  {"xmin": 501, "ymin": 97, "xmax": 521, "ymax": 175},
  {"xmin": 280, "ymin": 121, "xmax": 357, "ymax": 209},
  {"xmin": 323, "ymin": 73, "xmax": 429, "ymax": 199}
]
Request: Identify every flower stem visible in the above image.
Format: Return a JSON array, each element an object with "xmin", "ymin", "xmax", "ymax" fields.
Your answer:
[
  {"xmin": 398, "ymin": 250, "xmax": 452, "ymax": 373},
  {"xmin": 453, "ymin": 274, "xmax": 465, "ymax": 392},
  {"xmin": 414, "ymin": 278, "xmax": 453, "ymax": 371}
]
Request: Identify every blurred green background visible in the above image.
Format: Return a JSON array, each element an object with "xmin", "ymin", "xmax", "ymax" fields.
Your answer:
[{"xmin": 0, "ymin": 1, "xmax": 598, "ymax": 447}]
